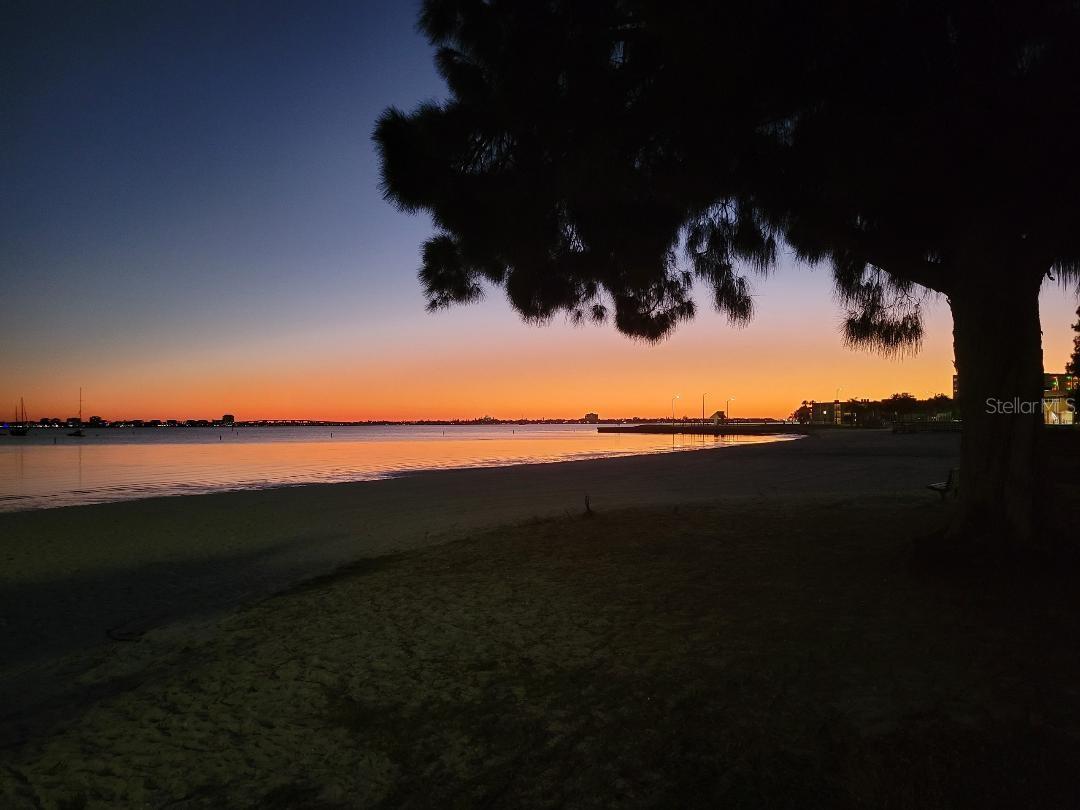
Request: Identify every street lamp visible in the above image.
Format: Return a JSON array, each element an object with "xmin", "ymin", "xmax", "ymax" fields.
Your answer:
[
  {"xmin": 671, "ymin": 394, "xmax": 680, "ymax": 431},
  {"xmin": 702, "ymin": 393, "xmax": 708, "ymax": 429},
  {"xmin": 726, "ymin": 396, "xmax": 735, "ymax": 423}
]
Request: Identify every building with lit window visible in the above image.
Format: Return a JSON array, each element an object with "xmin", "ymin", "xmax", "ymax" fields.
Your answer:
[
  {"xmin": 1043, "ymin": 373, "xmax": 1078, "ymax": 425},
  {"xmin": 952, "ymin": 373, "xmax": 1077, "ymax": 425}
]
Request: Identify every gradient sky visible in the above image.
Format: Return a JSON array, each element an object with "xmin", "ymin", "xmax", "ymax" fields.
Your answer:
[{"xmin": 2, "ymin": 1, "xmax": 1076, "ymax": 421}]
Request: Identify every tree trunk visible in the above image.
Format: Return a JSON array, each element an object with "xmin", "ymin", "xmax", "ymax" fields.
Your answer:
[{"xmin": 948, "ymin": 267, "xmax": 1047, "ymax": 556}]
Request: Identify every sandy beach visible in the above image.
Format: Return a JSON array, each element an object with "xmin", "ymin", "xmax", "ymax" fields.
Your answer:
[
  {"xmin": 2, "ymin": 429, "xmax": 1080, "ymax": 808},
  {"xmin": 12, "ymin": 428, "xmax": 1078, "ymax": 809}
]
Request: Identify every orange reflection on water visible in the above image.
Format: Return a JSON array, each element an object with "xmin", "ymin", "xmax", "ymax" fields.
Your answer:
[{"xmin": 0, "ymin": 425, "xmax": 797, "ymax": 511}]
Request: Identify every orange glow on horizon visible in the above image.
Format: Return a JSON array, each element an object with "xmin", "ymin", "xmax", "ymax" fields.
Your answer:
[{"xmin": 4, "ymin": 284, "xmax": 1075, "ymax": 423}]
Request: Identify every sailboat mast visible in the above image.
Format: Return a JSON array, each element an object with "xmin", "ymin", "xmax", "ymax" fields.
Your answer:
[{"xmin": 79, "ymin": 387, "xmax": 83, "ymax": 422}]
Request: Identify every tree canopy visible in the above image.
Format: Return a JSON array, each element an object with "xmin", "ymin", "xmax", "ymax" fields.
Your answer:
[{"xmin": 376, "ymin": 0, "xmax": 1080, "ymax": 351}]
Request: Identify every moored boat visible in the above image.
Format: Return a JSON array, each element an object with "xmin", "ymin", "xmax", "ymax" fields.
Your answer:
[{"xmin": 9, "ymin": 398, "xmax": 29, "ymax": 436}]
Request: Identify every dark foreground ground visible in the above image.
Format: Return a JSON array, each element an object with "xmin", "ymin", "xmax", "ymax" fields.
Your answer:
[{"xmin": 3, "ymin": 490, "xmax": 1080, "ymax": 809}]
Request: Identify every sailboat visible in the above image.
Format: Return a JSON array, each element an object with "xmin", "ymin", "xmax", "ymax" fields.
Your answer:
[
  {"xmin": 68, "ymin": 387, "xmax": 85, "ymax": 437},
  {"xmin": 9, "ymin": 398, "xmax": 29, "ymax": 436}
]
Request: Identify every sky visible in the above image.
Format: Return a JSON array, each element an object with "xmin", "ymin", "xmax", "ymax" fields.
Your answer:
[{"xmin": 1, "ymin": 1, "xmax": 1076, "ymax": 422}]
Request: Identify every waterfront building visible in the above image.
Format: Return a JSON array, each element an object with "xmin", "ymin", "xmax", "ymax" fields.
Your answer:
[{"xmin": 1043, "ymin": 373, "xmax": 1078, "ymax": 425}]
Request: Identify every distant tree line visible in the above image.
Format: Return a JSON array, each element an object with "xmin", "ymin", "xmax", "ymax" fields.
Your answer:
[{"xmin": 790, "ymin": 394, "xmax": 956, "ymax": 425}]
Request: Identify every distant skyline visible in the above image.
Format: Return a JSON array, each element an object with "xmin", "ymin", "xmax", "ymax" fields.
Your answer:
[{"xmin": 2, "ymin": 1, "xmax": 1076, "ymax": 421}]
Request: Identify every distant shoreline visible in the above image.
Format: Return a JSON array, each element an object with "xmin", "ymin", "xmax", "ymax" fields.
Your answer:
[{"xmin": 5, "ymin": 418, "xmax": 798, "ymax": 429}]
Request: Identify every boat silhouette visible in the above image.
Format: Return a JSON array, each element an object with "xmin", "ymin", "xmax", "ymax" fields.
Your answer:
[{"xmin": 9, "ymin": 398, "xmax": 29, "ymax": 436}]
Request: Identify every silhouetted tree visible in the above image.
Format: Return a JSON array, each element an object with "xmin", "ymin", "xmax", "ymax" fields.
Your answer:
[
  {"xmin": 1068, "ymin": 307, "xmax": 1080, "ymax": 376},
  {"xmin": 376, "ymin": 1, "xmax": 1080, "ymax": 555},
  {"xmin": 885, "ymin": 394, "xmax": 920, "ymax": 415}
]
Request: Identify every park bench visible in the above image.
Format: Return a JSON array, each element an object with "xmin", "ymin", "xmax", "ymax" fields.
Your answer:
[{"xmin": 927, "ymin": 468, "xmax": 960, "ymax": 501}]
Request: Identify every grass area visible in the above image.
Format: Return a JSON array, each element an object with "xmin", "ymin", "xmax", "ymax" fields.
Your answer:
[{"xmin": 3, "ymin": 495, "xmax": 1080, "ymax": 809}]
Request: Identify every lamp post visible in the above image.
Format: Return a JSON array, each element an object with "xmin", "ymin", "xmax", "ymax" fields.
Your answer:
[
  {"xmin": 726, "ymin": 396, "xmax": 735, "ymax": 423},
  {"xmin": 836, "ymin": 386, "xmax": 842, "ymax": 425},
  {"xmin": 671, "ymin": 394, "xmax": 680, "ymax": 432},
  {"xmin": 702, "ymin": 393, "xmax": 707, "ymax": 431}
]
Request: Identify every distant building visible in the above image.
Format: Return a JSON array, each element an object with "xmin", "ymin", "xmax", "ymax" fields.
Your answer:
[
  {"xmin": 584, "ymin": 412, "xmax": 599, "ymax": 424},
  {"xmin": 709, "ymin": 410, "xmax": 726, "ymax": 425},
  {"xmin": 789, "ymin": 401, "xmax": 843, "ymax": 424},
  {"xmin": 810, "ymin": 402, "xmax": 838, "ymax": 424},
  {"xmin": 792, "ymin": 394, "xmax": 952, "ymax": 425},
  {"xmin": 1044, "ymin": 373, "xmax": 1078, "ymax": 425},
  {"xmin": 222, "ymin": 414, "xmax": 235, "ymax": 425}
]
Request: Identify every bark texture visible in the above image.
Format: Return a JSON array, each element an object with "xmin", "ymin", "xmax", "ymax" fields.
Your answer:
[{"xmin": 948, "ymin": 266, "xmax": 1046, "ymax": 553}]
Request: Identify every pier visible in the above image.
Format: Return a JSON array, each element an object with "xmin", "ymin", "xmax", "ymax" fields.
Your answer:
[{"xmin": 597, "ymin": 422, "xmax": 812, "ymax": 436}]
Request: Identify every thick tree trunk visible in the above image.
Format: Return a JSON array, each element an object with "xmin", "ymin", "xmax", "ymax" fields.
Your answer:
[{"xmin": 948, "ymin": 268, "xmax": 1047, "ymax": 555}]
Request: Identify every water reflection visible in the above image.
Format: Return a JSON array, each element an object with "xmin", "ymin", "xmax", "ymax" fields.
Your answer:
[{"xmin": 0, "ymin": 426, "xmax": 797, "ymax": 512}]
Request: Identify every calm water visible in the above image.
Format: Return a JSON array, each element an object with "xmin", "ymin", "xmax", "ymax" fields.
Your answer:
[{"xmin": 0, "ymin": 424, "xmax": 796, "ymax": 512}]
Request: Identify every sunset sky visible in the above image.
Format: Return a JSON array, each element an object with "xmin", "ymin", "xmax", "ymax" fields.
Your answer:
[{"xmin": 3, "ymin": 1, "xmax": 1076, "ymax": 422}]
